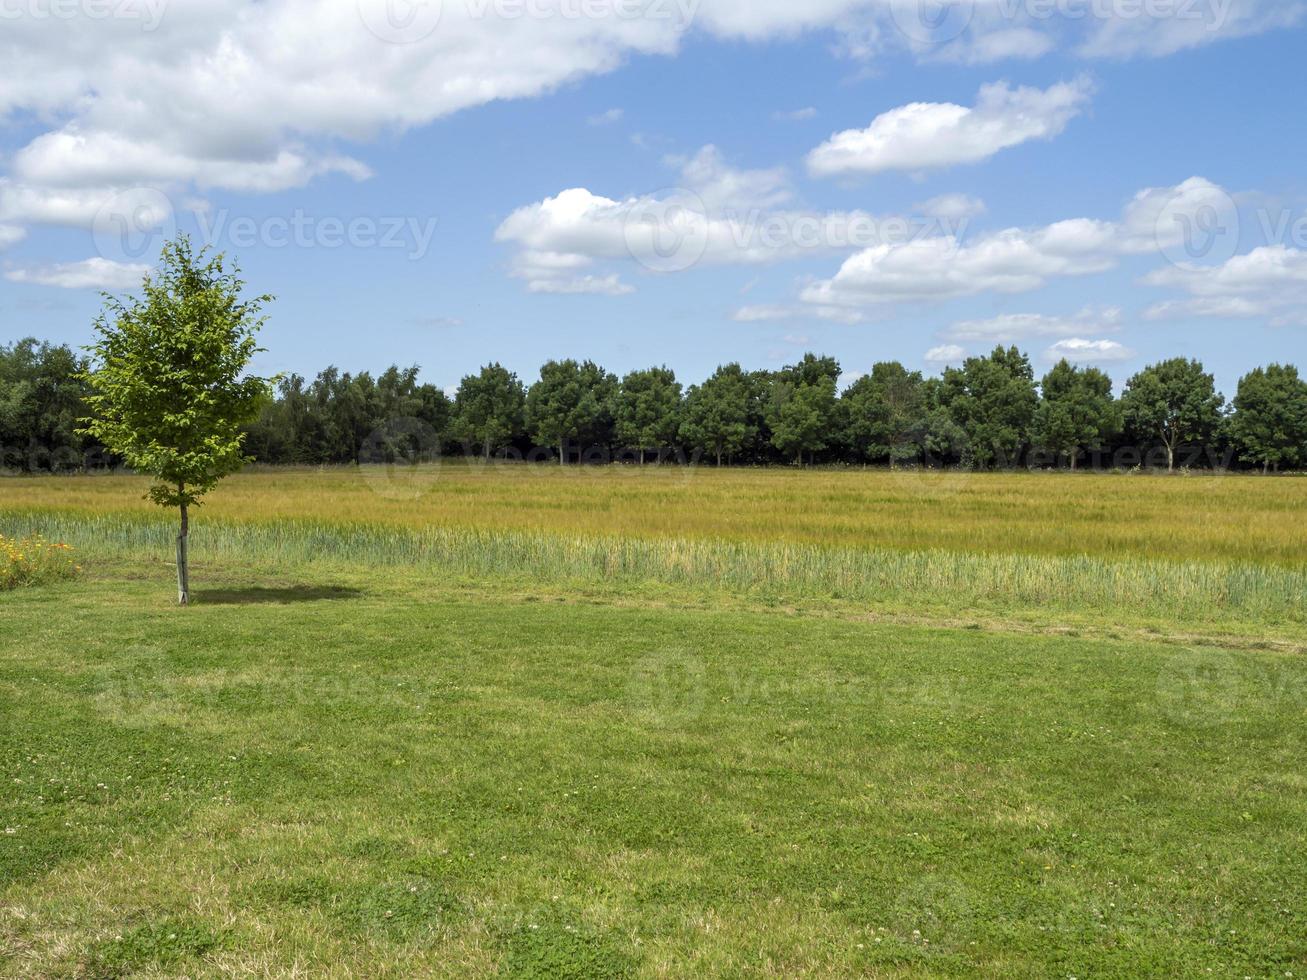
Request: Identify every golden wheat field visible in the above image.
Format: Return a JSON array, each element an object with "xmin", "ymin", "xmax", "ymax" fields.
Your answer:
[{"xmin": 5, "ymin": 462, "xmax": 1306, "ymax": 565}]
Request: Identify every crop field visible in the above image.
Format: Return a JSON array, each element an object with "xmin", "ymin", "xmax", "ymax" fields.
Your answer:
[{"xmin": 3, "ymin": 465, "xmax": 1306, "ymax": 977}]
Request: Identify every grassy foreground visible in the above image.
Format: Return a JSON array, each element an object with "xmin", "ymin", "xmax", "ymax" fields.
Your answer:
[
  {"xmin": 2, "ymin": 467, "xmax": 1305, "ymax": 975},
  {"xmin": 3, "ymin": 569, "xmax": 1306, "ymax": 978}
]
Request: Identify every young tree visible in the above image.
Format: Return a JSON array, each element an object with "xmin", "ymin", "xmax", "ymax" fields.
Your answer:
[
  {"xmin": 1032, "ymin": 360, "xmax": 1122, "ymax": 470},
  {"xmin": 1120, "ymin": 358, "xmax": 1224, "ymax": 472},
  {"xmin": 842, "ymin": 362, "xmax": 927, "ymax": 466},
  {"xmin": 80, "ymin": 238, "xmax": 274, "ymax": 605},
  {"xmin": 525, "ymin": 359, "xmax": 617, "ymax": 463},
  {"xmin": 1228, "ymin": 363, "xmax": 1307, "ymax": 473},
  {"xmin": 452, "ymin": 363, "xmax": 526, "ymax": 460},
  {"xmin": 679, "ymin": 363, "xmax": 754, "ymax": 466},
  {"xmin": 614, "ymin": 366, "xmax": 682, "ymax": 460}
]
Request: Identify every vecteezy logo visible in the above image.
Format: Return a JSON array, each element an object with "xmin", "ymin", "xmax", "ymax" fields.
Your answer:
[
  {"xmin": 358, "ymin": 416, "xmax": 443, "ymax": 500},
  {"xmin": 1155, "ymin": 181, "xmax": 1240, "ymax": 268},
  {"xmin": 91, "ymin": 187, "xmax": 176, "ymax": 264},
  {"xmin": 622, "ymin": 188, "xmax": 710, "ymax": 274},
  {"xmin": 887, "ymin": 0, "xmax": 975, "ymax": 47},
  {"xmin": 357, "ymin": 0, "xmax": 442, "ymax": 44},
  {"xmin": 626, "ymin": 650, "xmax": 707, "ymax": 726}
]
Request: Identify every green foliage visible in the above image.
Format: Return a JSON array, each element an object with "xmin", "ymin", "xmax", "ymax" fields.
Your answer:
[
  {"xmin": 525, "ymin": 359, "xmax": 617, "ymax": 459},
  {"xmin": 842, "ymin": 362, "xmax": 928, "ymax": 465},
  {"xmin": 940, "ymin": 346, "xmax": 1038, "ymax": 467},
  {"xmin": 679, "ymin": 363, "xmax": 756, "ymax": 465},
  {"xmin": 0, "ymin": 338, "xmax": 97, "ymax": 471},
  {"xmin": 1121, "ymin": 358, "xmax": 1224, "ymax": 470},
  {"xmin": 246, "ymin": 365, "xmax": 450, "ymax": 465},
  {"xmin": 613, "ymin": 366, "xmax": 682, "ymax": 453},
  {"xmin": 768, "ymin": 354, "xmax": 840, "ymax": 465},
  {"xmin": 1228, "ymin": 363, "xmax": 1307, "ymax": 472},
  {"xmin": 451, "ymin": 362, "xmax": 526, "ymax": 459},
  {"xmin": 1032, "ymin": 360, "xmax": 1122, "ymax": 468},
  {"xmin": 80, "ymin": 238, "xmax": 274, "ymax": 509}
]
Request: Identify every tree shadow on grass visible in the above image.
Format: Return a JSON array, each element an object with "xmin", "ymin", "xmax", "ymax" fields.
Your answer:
[{"xmin": 197, "ymin": 585, "xmax": 365, "ymax": 606}]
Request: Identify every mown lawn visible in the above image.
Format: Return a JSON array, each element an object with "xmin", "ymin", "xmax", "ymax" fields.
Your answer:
[{"xmin": 3, "ymin": 570, "xmax": 1305, "ymax": 977}]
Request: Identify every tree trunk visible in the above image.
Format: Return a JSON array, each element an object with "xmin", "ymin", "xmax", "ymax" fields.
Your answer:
[
  {"xmin": 176, "ymin": 496, "xmax": 190, "ymax": 607},
  {"xmin": 483, "ymin": 437, "xmax": 491, "ymax": 462},
  {"xmin": 559, "ymin": 440, "xmax": 565, "ymax": 466},
  {"xmin": 1070, "ymin": 450, "xmax": 1078, "ymax": 472},
  {"xmin": 716, "ymin": 448, "xmax": 722, "ymax": 467},
  {"xmin": 1263, "ymin": 460, "xmax": 1269, "ymax": 475},
  {"xmin": 1166, "ymin": 443, "xmax": 1175, "ymax": 473}
]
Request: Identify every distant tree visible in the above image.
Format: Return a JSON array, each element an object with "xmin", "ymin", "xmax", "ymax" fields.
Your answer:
[
  {"xmin": 1120, "ymin": 358, "xmax": 1224, "ymax": 472},
  {"xmin": 525, "ymin": 359, "xmax": 617, "ymax": 463},
  {"xmin": 0, "ymin": 338, "xmax": 96, "ymax": 471},
  {"xmin": 940, "ymin": 346, "xmax": 1038, "ymax": 467},
  {"xmin": 614, "ymin": 366, "xmax": 682, "ymax": 460},
  {"xmin": 679, "ymin": 363, "xmax": 754, "ymax": 466},
  {"xmin": 452, "ymin": 363, "xmax": 526, "ymax": 460},
  {"xmin": 1032, "ymin": 360, "xmax": 1122, "ymax": 470},
  {"xmin": 1228, "ymin": 364, "xmax": 1307, "ymax": 473},
  {"xmin": 80, "ymin": 238, "xmax": 274, "ymax": 605},
  {"xmin": 842, "ymin": 362, "xmax": 927, "ymax": 466},
  {"xmin": 767, "ymin": 355, "xmax": 840, "ymax": 466},
  {"xmin": 919, "ymin": 377, "xmax": 967, "ymax": 466}
]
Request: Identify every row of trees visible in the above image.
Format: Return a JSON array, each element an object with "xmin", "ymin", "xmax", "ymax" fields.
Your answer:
[{"xmin": 5, "ymin": 339, "xmax": 1307, "ymax": 473}]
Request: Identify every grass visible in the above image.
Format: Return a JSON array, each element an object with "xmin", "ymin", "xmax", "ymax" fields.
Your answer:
[
  {"xmin": 2, "ymin": 571, "xmax": 1305, "ymax": 976},
  {"xmin": 4, "ymin": 461, "xmax": 1306, "ymax": 564},
  {"xmin": 2, "ymin": 466, "xmax": 1305, "ymax": 975},
  {"xmin": 0, "ymin": 532, "xmax": 81, "ymax": 591}
]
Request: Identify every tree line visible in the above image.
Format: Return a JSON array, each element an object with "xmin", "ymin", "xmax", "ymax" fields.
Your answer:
[{"xmin": 4, "ymin": 337, "xmax": 1307, "ymax": 474}]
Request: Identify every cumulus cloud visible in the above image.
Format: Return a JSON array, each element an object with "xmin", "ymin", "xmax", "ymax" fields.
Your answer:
[
  {"xmin": 732, "ymin": 304, "xmax": 865, "ymax": 324},
  {"xmin": 916, "ymin": 193, "xmax": 987, "ymax": 221},
  {"xmin": 587, "ymin": 108, "xmax": 625, "ymax": 126},
  {"xmin": 806, "ymin": 78, "xmax": 1094, "ymax": 178},
  {"xmin": 0, "ymin": 0, "xmax": 1295, "ymax": 256},
  {"xmin": 1044, "ymin": 338, "xmax": 1136, "ymax": 363},
  {"xmin": 4, "ymin": 258, "xmax": 149, "ymax": 290},
  {"xmin": 495, "ymin": 145, "xmax": 947, "ymax": 292},
  {"xmin": 800, "ymin": 177, "xmax": 1233, "ymax": 309},
  {"xmin": 924, "ymin": 344, "xmax": 966, "ymax": 365},
  {"xmin": 943, "ymin": 307, "xmax": 1123, "ymax": 342},
  {"xmin": 1142, "ymin": 245, "xmax": 1307, "ymax": 326}
]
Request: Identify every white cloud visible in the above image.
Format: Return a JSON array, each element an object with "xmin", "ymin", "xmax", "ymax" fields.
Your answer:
[
  {"xmin": 587, "ymin": 108, "xmax": 625, "ymax": 126},
  {"xmin": 1142, "ymin": 245, "xmax": 1307, "ymax": 325},
  {"xmin": 495, "ymin": 146, "xmax": 919, "ymax": 291},
  {"xmin": 1077, "ymin": 0, "xmax": 1305, "ymax": 58},
  {"xmin": 0, "ymin": 225, "xmax": 25, "ymax": 250},
  {"xmin": 805, "ymin": 78, "xmax": 1093, "ymax": 178},
  {"xmin": 916, "ymin": 193, "xmax": 987, "ymax": 221},
  {"xmin": 802, "ymin": 219, "xmax": 1119, "ymax": 306},
  {"xmin": 774, "ymin": 107, "xmax": 818, "ymax": 122},
  {"xmin": 0, "ymin": 0, "xmax": 1294, "ymax": 252},
  {"xmin": 527, "ymin": 273, "xmax": 635, "ymax": 296},
  {"xmin": 732, "ymin": 304, "xmax": 865, "ymax": 324},
  {"xmin": 4, "ymin": 258, "xmax": 149, "ymax": 290},
  {"xmin": 1044, "ymin": 338, "xmax": 1136, "ymax": 363},
  {"xmin": 801, "ymin": 178, "xmax": 1233, "ymax": 309},
  {"xmin": 944, "ymin": 307, "xmax": 1123, "ymax": 342},
  {"xmin": 924, "ymin": 344, "xmax": 966, "ymax": 365}
]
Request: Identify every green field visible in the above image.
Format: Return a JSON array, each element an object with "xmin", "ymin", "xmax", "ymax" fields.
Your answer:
[{"xmin": 3, "ymin": 467, "xmax": 1306, "ymax": 977}]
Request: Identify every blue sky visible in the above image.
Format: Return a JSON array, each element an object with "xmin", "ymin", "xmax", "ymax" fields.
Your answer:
[{"xmin": 1, "ymin": 0, "xmax": 1305, "ymax": 397}]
